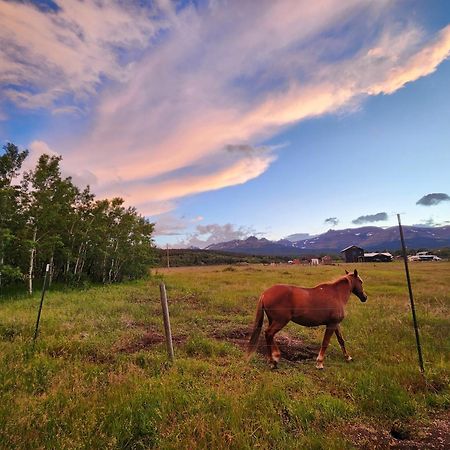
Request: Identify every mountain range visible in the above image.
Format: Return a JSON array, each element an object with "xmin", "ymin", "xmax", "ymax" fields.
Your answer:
[{"xmin": 205, "ymin": 226, "xmax": 450, "ymax": 256}]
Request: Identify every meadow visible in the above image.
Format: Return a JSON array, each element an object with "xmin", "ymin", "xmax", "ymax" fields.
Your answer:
[{"xmin": 0, "ymin": 262, "xmax": 449, "ymax": 449}]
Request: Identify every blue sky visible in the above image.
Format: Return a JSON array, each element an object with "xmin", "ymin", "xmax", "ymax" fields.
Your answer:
[{"xmin": 1, "ymin": 0, "xmax": 449, "ymax": 247}]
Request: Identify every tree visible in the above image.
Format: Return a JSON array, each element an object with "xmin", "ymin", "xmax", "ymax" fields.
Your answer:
[
  {"xmin": 0, "ymin": 143, "xmax": 156, "ymax": 293},
  {"xmin": 0, "ymin": 143, "xmax": 29, "ymax": 288}
]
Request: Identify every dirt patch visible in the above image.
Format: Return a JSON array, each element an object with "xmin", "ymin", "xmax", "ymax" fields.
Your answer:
[
  {"xmin": 346, "ymin": 411, "xmax": 450, "ymax": 449},
  {"xmin": 212, "ymin": 327, "xmax": 318, "ymax": 361},
  {"xmin": 120, "ymin": 316, "xmax": 148, "ymax": 329},
  {"xmin": 115, "ymin": 330, "xmax": 186, "ymax": 354}
]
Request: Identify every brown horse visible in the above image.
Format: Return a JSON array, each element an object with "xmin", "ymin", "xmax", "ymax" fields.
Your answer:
[{"xmin": 247, "ymin": 269, "xmax": 367, "ymax": 369}]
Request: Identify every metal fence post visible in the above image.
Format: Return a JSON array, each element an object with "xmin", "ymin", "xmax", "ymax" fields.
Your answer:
[
  {"xmin": 397, "ymin": 214, "xmax": 425, "ymax": 374},
  {"xmin": 33, "ymin": 263, "xmax": 50, "ymax": 346},
  {"xmin": 159, "ymin": 282, "xmax": 174, "ymax": 361}
]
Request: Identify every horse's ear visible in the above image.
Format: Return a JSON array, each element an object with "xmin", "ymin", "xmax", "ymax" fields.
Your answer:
[
  {"xmin": 354, "ymin": 269, "xmax": 358, "ymax": 276},
  {"xmin": 345, "ymin": 270, "xmax": 349, "ymax": 274}
]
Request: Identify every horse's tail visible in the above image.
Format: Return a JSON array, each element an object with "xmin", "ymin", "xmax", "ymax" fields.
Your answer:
[{"xmin": 247, "ymin": 295, "xmax": 265, "ymax": 358}]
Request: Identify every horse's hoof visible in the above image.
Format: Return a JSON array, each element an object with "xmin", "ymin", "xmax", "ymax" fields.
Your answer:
[
  {"xmin": 346, "ymin": 356, "xmax": 353, "ymax": 362},
  {"xmin": 270, "ymin": 363, "xmax": 278, "ymax": 370},
  {"xmin": 316, "ymin": 362, "xmax": 324, "ymax": 370}
]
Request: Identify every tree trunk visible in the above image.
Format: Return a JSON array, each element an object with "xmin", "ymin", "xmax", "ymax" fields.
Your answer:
[
  {"xmin": 77, "ymin": 246, "xmax": 87, "ymax": 282},
  {"xmin": 48, "ymin": 252, "xmax": 54, "ymax": 287},
  {"xmin": 28, "ymin": 227, "xmax": 37, "ymax": 295},
  {"xmin": 108, "ymin": 240, "xmax": 119, "ymax": 283},
  {"xmin": 0, "ymin": 254, "xmax": 3, "ymax": 289},
  {"xmin": 102, "ymin": 252, "xmax": 108, "ymax": 284},
  {"xmin": 74, "ymin": 242, "xmax": 84, "ymax": 276}
]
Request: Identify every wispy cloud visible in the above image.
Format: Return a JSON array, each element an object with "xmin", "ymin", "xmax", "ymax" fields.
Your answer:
[
  {"xmin": 3, "ymin": 1, "xmax": 450, "ymax": 216},
  {"xmin": 416, "ymin": 193, "xmax": 450, "ymax": 206},
  {"xmin": 352, "ymin": 212, "xmax": 388, "ymax": 225},
  {"xmin": 324, "ymin": 217, "xmax": 339, "ymax": 226}
]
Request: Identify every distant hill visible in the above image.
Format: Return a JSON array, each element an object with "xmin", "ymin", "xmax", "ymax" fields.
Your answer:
[{"xmin": 205, "ymin": 226, "xmax": 450, "ymax": 256}]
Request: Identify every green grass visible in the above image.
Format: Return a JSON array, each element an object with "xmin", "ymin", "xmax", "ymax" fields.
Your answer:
[{"xmin": 0, "ymin": 262, "xmax": 449, "ymax": 449}]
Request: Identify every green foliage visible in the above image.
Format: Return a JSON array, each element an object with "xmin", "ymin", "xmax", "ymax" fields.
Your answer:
[
  {"xmin": 0, "ymin": 264, "xmax": 22, "ymax": 286},
  {"xmin": 0, "ymin": 143, "xmax": 155, "ymax": 294}
]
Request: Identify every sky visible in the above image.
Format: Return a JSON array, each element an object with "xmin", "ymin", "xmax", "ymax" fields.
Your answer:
[{"xmin": 1, "ymin": 0, "xmax": 450, "ymax": 248}]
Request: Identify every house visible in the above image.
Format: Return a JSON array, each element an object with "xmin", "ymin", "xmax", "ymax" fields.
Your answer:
[
  {"xmin": 364, "ymin": 252, "xmax": 393, "ymax": 262},
  {"xmin": 341, "ymin": 245, "xmax": 364, "ymax": 263}
]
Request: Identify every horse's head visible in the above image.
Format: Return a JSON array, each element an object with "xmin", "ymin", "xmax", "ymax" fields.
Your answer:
[{"xmin": 345, "ymin": 269, "xmax": 367, "ymax": 302}]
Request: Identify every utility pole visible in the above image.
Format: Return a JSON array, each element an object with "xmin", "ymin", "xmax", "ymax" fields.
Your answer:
[{"xmin": 166, "ymin": 244, "xmax": 170, "ymax": 269}]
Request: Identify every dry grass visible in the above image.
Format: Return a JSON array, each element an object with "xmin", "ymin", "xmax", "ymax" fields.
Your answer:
[{"xmin": 0, "ymin": 262, "xmax": 449, "ymax": 449}]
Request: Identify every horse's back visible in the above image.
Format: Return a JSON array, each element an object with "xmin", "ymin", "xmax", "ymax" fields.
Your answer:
[
  {"xmin": 262, "ymin": 284, "xmax": 309, "ymax": 302},
  {"xmin": 261, "ymin": 283, "xmax": 344, "ymax": 326},
  {"xmin": 261, "ymin": 284, "xmax": 308, "ymax": 320}
]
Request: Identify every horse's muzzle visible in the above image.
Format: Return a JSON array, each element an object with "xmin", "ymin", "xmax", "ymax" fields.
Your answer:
[{"xmin": 359, "ymin": 294, "xmax": 368, "ymax": 302}]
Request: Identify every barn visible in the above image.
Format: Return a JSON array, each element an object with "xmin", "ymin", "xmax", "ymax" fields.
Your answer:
[{"xmin": 341, "ymin": 245, "xmax": 364, "ymax": 263}]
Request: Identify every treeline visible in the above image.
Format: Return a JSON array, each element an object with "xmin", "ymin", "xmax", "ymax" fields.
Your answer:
[
  {"xmin": 154, "ymin": 248, "xmax": 293, "ymax": 267},
  {"xmin": 0, "ymin": 143, "xmax": 155, "ymax": 294}
]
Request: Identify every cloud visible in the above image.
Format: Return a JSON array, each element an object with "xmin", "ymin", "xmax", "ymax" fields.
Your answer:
[
  {"xmin": 3, "ymin": 2, "xmax": 450, "ymax": 215},
  {"xmin": 416, "ymin": 193, "xmax": 450, "ymax": 206},
  {"xmin": 284, "ymin": 233, "xmax": 311, "ymax": 242},
  {"xmin": 25, "ymin": 140, "xmax": 98, "ymax": 187},
  {"xmin": 27, "ymin": 140, "xmax": 60, "ymax": 166},
  {"xmin": 352, "ymin": 212, "xmax": 388, "ymax": 225},
  {"xmin": 153, "ymin": 213, "xmax": 204, "ymax": 236},
  {"xmin": 95, "ymin": 145, "xmax": 276, "ymax": 215},
  {"xmin": 153, "ymin": 214, "xmax": 191, "ymax": 237},
  {"xmin": 0, "ymin": 0, "xmax": 164, "ymax": 111},
  {"xmin": 324, "ymin": 217, "xmax": 339, "ymax": 226},
  {"xmin": 176, "ymin": 223, "xmax": 257, "ymax": 248},
  {"xmin": 412, "ymin": 218, "xmax": 444, "ymax": 228}
]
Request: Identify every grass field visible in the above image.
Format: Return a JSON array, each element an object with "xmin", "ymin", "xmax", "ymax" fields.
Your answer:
[{"xmin": 0, "ymin": 262, "xmax": 449, "ymax": 449}]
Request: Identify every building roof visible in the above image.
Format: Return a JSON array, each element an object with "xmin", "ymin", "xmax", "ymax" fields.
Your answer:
[
  {"xmin": 364, "ymin": 252, "xmax": 393, "ymax": 257},
  {"xmin": 341, "ymin": 245, "xmax": 364, "ymax": 252}
]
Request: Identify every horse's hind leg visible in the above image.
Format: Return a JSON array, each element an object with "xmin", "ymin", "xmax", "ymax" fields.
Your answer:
[
  {"xmin": 265, "ymin": 320, "xmax": 287, "ymax": 369},
  {"xmin": 316, "ymin": 326, "xmax": 336, "ymax": 369},
  {"xmin": 335, "ymin": 325, "xmax": 352, "ymax": 362}
]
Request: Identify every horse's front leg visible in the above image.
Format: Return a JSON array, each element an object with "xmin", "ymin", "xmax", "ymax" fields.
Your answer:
[
  {"xmin": 316, "ymin": 326, "xmax": 336, "ymax": 369},
  {"xmin": 335, "ymin": 325, "xmax": 352, "ymax": 362}
]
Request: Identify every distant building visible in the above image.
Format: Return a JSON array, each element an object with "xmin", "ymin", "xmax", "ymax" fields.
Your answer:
[
  {"xmin": 408, "ymin": 251, "xmax": 442, "ymax": 261},
  {"xmin": 364, "ymin": 252, "xmax": 393, "ymax": 262},
  {"xmin": 341, "ymin": 245, "xmax": 364, "ymax": 263},
  {"xmin": 321, "ymin": 255, "xmax": 333, "ymax": 265}
]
